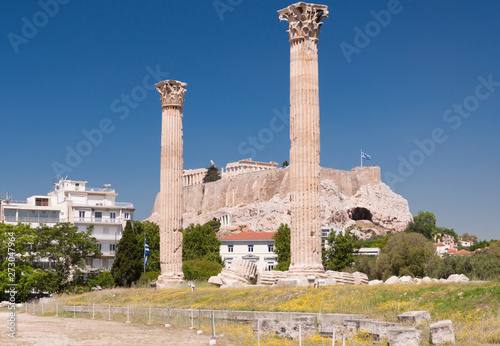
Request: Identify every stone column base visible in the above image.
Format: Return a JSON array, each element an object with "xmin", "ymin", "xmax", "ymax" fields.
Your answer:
[
  {"xmin": 287, "ymin": 266, "xmax": 326, "ymax": 278},
  {"xmin": 156, "ymin": 274, "xmax": 185, "ymax": 289}
]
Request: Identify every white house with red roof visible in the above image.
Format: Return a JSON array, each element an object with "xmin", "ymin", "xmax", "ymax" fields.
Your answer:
[{"xmin": 219, "ymin": 232, "xmax": 277, "ymax": 271}]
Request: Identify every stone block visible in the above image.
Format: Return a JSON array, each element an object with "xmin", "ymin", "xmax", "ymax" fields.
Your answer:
[
  {"xmin": 276, "ymin": 279, "xmax": 298, "ymax": 287},
  {"xmin": 421, "ymin": 276, "xmax": 433, "ymax": 283},
  {"xmin": 254, "ymin": 317, "xmax": 317, "ymax": 340},
  {"xmin": 430, "ymin": 320, "xmax": 455, "ymax": 344},
  {"xmin": 447, "ymin": 274, "xmax": 469, "ymax": 283},
  {"xmin": 400, "ymin": 276, "xmax": 415, "ymax": 284},
  {"xmin": 353, "ymin": 271, "xmax": 369, "ymax": 285},
  {"xmin": 344, "ymin": 319, "xmax": 401, "ymax": 340},
  {"xmin": 397, "ymin": 311, "xmax": 431, "ymax": 324},
  {"xmin": 369, "ymin": 280, "xmax": 383, "ymax": 285},
  {"xmin": 387, "ymin": 326, "xmax": 420, "ymax": 346},
  {"xmin": 208, "ymin": 276, "xmax": 223, "ymax": 286},
  {"xmin": 385, "ymin": 276, "xmax": 401, "ymax": 285}
]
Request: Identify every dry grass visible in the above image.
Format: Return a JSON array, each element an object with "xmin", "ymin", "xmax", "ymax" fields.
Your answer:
[{"xmin": 50, "ymin": 281, "xmax": 500, "ymax": 345}]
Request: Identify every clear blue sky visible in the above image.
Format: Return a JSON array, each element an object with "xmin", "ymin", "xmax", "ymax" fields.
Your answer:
[{"xmin": 1, "ymin": 1, "xmax": 499, "ymax": 240}]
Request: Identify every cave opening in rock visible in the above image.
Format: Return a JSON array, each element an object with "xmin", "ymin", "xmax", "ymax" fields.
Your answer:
[{"xmin": 350, "ymin": 207, "xmax": 373, "ymax": 221}]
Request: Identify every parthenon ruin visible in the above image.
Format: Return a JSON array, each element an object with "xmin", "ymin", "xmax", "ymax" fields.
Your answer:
[{"xmin": 182, "ymin": 158, "xmax": 279, "ymax": 187}]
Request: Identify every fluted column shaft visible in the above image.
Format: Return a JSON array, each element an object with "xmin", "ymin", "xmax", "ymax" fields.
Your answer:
[
  {"xmin": 160, "ymin": 105, "xmax": 183, "ymax": 277},
  {"xmin": 155, "ymin": 80, "xmax": 187, "ymax": 285},
  {"xmin": 279, "ymin": 3, "xmax": 328, "ymax": 274}
]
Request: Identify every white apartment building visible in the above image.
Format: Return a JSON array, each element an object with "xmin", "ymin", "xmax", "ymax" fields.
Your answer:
[
  {"xmin": 219, "ymin": 232, "xmax": 277, "ymax": 271},
  {"xmin": 0, "ymin": 179, "xmax": 134, "ymax": 269}
]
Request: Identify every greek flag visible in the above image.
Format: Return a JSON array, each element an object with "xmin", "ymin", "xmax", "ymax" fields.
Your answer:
[
  {"xmin": 361, "ymin": 150, "xmax": 371, "ymax": 160},
  {"xmin": 144, "ymin": 239, "xmax": 150, "ymax": 266}
]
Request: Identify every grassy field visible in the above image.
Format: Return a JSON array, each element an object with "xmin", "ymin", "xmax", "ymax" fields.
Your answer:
[{"xmin": 52, "ymin": 281, "xmax": 500, "ymax": 345}]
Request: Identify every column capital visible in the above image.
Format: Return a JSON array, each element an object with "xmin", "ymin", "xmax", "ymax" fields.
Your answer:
[
  {"xmin": 155, "ymin": 80, "xmax": 187, "ymax": 108},
  {"xmin": 278, "ymin": 2, "xmax": 328, "ymax": 42}
]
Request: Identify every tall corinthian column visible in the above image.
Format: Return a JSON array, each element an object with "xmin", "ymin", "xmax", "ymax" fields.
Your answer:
[
  {"xmin": 278, "ymin": 3, "xmax": 328, "ymax": 274},
  {"xmin": 155, "ymin": 80, "xmax": 187, "ymax": 287}
]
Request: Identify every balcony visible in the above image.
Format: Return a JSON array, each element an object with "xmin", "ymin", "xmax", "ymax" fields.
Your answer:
[
  {"xmin": 115, "ymin": 202, "xmax": 134, "ymax": 208},
  {"xmin": 4, "ymin": 216, "xmax": 60, "ymax": 224},
  {"xmin": 75, "ymin": 217, "xmax": 122, "ymax": 224},
  {"xmin": 100, "ymin": 250, "xmax": 116, "ymax": 257},
  {"xmin": 84, "ymin": 187, "xmax": 115, "ymax": 193}
]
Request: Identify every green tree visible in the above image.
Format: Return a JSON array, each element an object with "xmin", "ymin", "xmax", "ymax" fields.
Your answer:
[
  {"xmin": 405, "ymin": 211, "xmax": 437, "ymax": 240},
  {"xmin": 460, "ymin": 233, "xmax": 478, "ymax": 243},
  {"xmin": 134, "ymin": 221, "xmax": 160, "ymax": 272},
  {"xmin": 322, "ymin": 230, "xmax": 361, "ymax": 271},
  {"xmin": 361, "ymin": 233, "xmax": 391, "ymax": 249},
  {"xmin": 281, "ymin": 161, "xmax": 289, "ymax": 167},
  {"xmin": 111, "ymin": 221, "xmax": 142, "ymax": 286},
  {"xmin": 204, "ymin": 219, "xmax": 221, "ymax": 233},
  {"xmin": 203, "ymin": 164, "xmax": 221, "ymax": 183},
  {"xmin": 376, "ymin": 232, "xmax": 439, "ymax": 279},
  {"xmin": 273, "ymin": 224, "xmax": 291, "ymax": 271},
  {"xmin": 0, "ymin": 222, "xmax": 101, "ymax": 301},
  {"xmin": 182, "ymin": 222, "xmax": 222, "ymax": 264}
]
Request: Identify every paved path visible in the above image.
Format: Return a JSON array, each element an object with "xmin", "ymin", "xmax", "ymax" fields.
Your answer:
[{"xmin": 0, "ymin": 311, "xmax": 234, "ymax": 345}]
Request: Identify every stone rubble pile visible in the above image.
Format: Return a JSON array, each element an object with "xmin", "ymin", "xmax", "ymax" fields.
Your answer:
[
  {"xmin": 369, "ymin": 274, "xmax": 469, "ymax": 286},
  {"xmin": 208, "ymin": 259, "xmax": 257, "ymax": 288}
]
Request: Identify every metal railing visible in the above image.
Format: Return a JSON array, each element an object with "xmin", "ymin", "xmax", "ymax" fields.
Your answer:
[
  {"xmin": 76, "ymin": 217, "xmax": 122, "ymax": 223},
  {"xmin": 5, "ymin": 216, "xmax": 60, "ymax": 223}
]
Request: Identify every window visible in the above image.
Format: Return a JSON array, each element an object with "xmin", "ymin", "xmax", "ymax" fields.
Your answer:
[
  {"xmin": 97, "ymin": 243, "xmax": 102, "ymax": 250},
  {"xmin": 228, "ymin": 245, "xmax": 234, "ymax": 253},
  {"xmin": 225, "ymin": 258, "xmax": 232, "ymax": 268},
  {"xmin": 110, "ymin": 212, "xmax": 116, "ymax": 219},
  {"xmin": 95, "ymin": 211, "xmax": 102, "ymax": 219},
  {"xmin": 268, "ymin": 244, "xmax": 274, "ymax": 252},
  {"xmin": 79, "ymin": 211, "xmax": 85, "ymax": 219},
  {"xmin": 109, "ymin": 244, "xmax": 116, "ymax": 251},
  {"xmin": 124, "ymin": 212, "xmax": 130, "ymax": 220},
  {"xmin": 248, "ymin": 245, "xmax": 254, "ymax": 253},
  {"xmin": 35, "ymin": 198, "xmax": 49, "ymax": 206}
]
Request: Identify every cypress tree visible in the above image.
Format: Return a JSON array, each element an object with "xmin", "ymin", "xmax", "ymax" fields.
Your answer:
[{"xmin": 111, "ymin": 220, "xmax": 142, "ymax": 286}]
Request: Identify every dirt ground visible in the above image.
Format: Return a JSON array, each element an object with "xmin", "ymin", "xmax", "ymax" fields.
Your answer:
[{"xmin": 1, "ymin": 311, "xmax": 236, "ymax": 346}]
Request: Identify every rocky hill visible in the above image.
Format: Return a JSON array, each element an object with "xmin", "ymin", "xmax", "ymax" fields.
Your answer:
[{"xmin": 146, "ymin": 166, "xmax": 413, "ymax": 236}]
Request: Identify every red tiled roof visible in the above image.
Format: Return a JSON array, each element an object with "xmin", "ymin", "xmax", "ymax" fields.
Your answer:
[
  {"xmin": 219, "ymin": 232, "xmax": 276, "ymax": 241},
  {"xmin": 456, "ymin": 249, "xmax": 471, "ymax": 255},
  {"xmin": 448, "ymin": 249, "xmax": 458, "ymax": 254},
  {"xmin": 434, "ymin": 243, "xmax": 445, "ymax": 246}
]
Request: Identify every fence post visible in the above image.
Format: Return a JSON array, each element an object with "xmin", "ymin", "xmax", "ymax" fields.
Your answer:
[
  {"xmin": 32, "ymin": 301, "xmax": 35, "ymax": 314},
  {"xmin": 257, "ymin": 319, "xmax": 260, "ymax": 346},
  {"xmin": 190, "ymin": 306, "xmax": 194, "ymax": 329},
  {"xmin": 148, "ymin": 305, "xmax": 152, "ymax": 325},
  {"xmin": 73, "ymin": 303, "xmax": 76, "ymax": 318},
  {"xmin": 41, "ymin": 302, "xmax": 44, "ymax": 315},
  {"xmin": 343, "ymin": 333, "xmax": 346, "ymax": 346},
  {"xmin": 332, "ymin": 326, "xmax": 336, "ymax": 345},
  {"xmin": 92, "ymin": 303, "xmax": 95, "ymax": 320},
  {"xmin": 108, "ymin": 304, "xmax": 111, "ymax": 321},
  {"xmin": 55, "ymin": 303, "xmax": 59, "ymax": 317},
  {"xmin": 197, "ymin": 307, "xmax": 202, "ymax": 334},
  {"xmin": 299, "ymin": 324, "xmax": 302, "ymax": 346},
  {"xmin": 209, "ymin": 311, "xmax": 216, "ymax": 345},
  {"xmin": 165, "ymin": 305, "xmax": 171, "ymax": 328},
  {"xmin": 126, "ymin": 306, "xmax": 131, "ymax": 324},
  {"xmin": 25, "ymin": 302, "xmax": 28, "ymax": 314}
]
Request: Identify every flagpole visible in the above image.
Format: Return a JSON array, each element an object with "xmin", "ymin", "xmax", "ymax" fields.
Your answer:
[
  {"xmin": 361, "ymin": 149, "xmax": 363, "ymax": 168},
  {"xmin": 143, "ymin": 232, "xmax": 146, "ymax": 274}
]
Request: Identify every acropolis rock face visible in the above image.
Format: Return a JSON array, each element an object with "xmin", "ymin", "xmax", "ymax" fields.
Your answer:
[{"xmin": 146, "ymin": 166, "xmax": 413, "ymax": 235}]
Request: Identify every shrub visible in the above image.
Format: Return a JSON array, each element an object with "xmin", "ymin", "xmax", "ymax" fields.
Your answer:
[
  {"xmin": 86, "ymin": 271, "xmax": 116, "ymax": 289},
  {"xmin": 183, "ymin": 260, "xmax": 223, "ymax": 280},
  {"xmin": 135, "ymin": 271, "xmax": 161, "ymax": 286}
]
